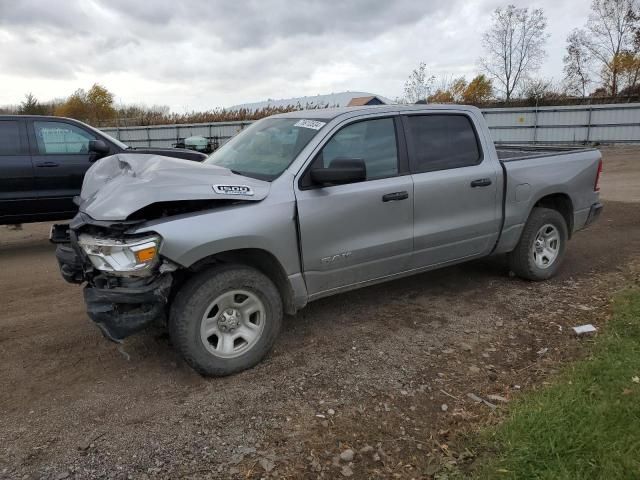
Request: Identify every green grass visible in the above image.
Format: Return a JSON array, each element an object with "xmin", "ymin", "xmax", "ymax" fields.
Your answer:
[{"xmin": 473, "ymin": 288, "xmax": 640, "ymax": 480}]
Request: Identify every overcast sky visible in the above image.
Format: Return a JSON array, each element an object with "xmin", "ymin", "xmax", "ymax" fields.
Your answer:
[{"xmin": 0, "ymin": 0, "xmax": 592, "ymax": 111}]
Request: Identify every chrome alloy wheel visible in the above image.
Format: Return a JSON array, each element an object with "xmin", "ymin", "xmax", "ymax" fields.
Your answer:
[
  {"xmin": 531, "ymin": 223, "xmax": 561, "ymax": 269},
  {"xmin": 200, "ymin": 290, "xmax": 266, "ymax": 358}
]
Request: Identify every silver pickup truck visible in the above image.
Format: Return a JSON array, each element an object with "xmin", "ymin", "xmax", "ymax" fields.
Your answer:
[{"xmin": 53, "ymin": 105, "xmax": 603, "ymax": 376}]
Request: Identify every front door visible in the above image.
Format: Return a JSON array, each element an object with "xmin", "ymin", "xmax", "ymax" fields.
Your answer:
[
  {"xmin": 402, "ymin": 113, "xmax": 501, "ymax": 268},
  {"xmin": 295, "ymin": 116, "xmax": 414, "ymax": 297},
  {"xmin": 29, "ymin": 119, "xmax": 97, "ymax": 214}
]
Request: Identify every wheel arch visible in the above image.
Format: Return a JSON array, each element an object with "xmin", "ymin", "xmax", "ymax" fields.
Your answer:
[
  {"xmin": 531, "ymin": 192, "xmax": 574, "ymax": 238},
  {"xmin": 185, "ymin": 248, "xmax": 299, "ymax": 315}
]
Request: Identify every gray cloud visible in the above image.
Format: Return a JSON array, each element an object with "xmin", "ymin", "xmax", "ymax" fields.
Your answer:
[{"xmin": 0, "ymin": 0, "xmax": 593, "ymax": 109}]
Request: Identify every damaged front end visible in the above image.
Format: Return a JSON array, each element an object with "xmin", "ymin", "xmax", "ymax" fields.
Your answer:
[
  {"xmin": 52, "ymin": 214, "xmax": 177, "ymax": 342},
  {"xmin": 51, "ymin": 153, "xmax": 270, "ymax": 343}
]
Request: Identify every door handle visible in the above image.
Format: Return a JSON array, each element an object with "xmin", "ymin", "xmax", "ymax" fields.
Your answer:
[
  {"xmin": 36, "ymin": 161, "xmax": 60, "ymax": 168},
  {"xmin": 470, "ymin": 178, "xmax": 492, "ymax": 187},
  {"xmin": 382, "ymin": 191, "xmax": 409, "ymax": 202}
]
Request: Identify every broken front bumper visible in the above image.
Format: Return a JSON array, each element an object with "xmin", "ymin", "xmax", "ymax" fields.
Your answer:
[
  {"xmin": 84, "ymin": 274, "xmax": 172, "ymax": 342},
  {"xmin": 53, "ymin": 223, "xmax": 173, "ymax": 342}
]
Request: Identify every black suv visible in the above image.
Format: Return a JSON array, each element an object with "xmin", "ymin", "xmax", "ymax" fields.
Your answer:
[{"xmin": 0, "ymin": 115, "xmax": 207, "ymax": 225}]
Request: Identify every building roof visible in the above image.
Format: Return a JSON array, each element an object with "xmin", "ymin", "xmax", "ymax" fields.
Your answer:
[
  {"xmin": 228, "ymin": 91, "xmax": 392, "ymax": 111},
  {"xmin": 347, "ymin": 96, "xmax": 381, "ymax": 106}
]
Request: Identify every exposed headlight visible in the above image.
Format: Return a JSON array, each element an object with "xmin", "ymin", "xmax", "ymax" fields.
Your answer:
[{"xmin": 78, "ymin": 234, "xmax": 161, "ymax": 275}]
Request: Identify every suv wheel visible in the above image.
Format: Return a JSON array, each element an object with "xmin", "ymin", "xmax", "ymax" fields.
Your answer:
[{"xmin": 169, "ymin": 264, "xmax": 283, "ymax": 376}]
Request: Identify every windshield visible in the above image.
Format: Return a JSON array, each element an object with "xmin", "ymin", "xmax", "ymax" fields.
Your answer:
[{"xmin": 204, "ymin": 118, "xmax": 325, "ymax": 181}]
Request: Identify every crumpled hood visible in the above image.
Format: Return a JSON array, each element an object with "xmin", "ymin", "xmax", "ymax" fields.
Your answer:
[{"xmin": 79, "ymin": 153, "xmax": 270, "ymax": 221}]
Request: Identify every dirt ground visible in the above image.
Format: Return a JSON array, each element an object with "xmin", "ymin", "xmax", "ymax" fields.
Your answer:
[{"xmin": 1, "ymin": 147, "xmax": 639, "ymax": 480}]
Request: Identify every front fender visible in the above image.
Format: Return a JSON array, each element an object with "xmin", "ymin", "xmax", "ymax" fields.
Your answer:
[{"xmin": 132, "ymin": 200, "xmax": 301, "ymax": 276}]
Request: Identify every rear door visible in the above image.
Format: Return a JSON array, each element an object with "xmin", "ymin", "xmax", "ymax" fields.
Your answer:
[
  {"xmin": 402, "ymin": 112, "xmax": 501, "ymax": 268},
  {"xmin": 295, "ymin": 116, "xmax": 414, "ymax": 297},
  {"xmin": 0, "ymin": 119, "xmax": 39, "ymax": 221},
  {"xmin": 28, "ymin": 119, "xmax": 97, "ymax": 214}
]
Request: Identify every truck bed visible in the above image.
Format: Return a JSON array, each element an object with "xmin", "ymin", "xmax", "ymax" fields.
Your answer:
[{"xmin": 496, "ymin": 145, "xmax": 597, "ymax": 162}]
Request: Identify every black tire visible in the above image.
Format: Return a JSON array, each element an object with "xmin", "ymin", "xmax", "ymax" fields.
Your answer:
[
  {"xmin": 169, "ymin": 264, "xmax": 283, "ymax": 377},
  {"xmin": 508, "ymin": 207, "xmax": 568, "ymax": 281}
]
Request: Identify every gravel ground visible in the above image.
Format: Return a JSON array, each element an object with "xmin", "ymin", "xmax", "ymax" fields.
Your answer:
[{"xmin": 1, "ymin": 147, "xmax": 639, "ymax": 480}]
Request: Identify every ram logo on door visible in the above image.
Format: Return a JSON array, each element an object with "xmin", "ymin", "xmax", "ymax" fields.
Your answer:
[{"xmin": 321, "ymin": 252, "xmax": 352, "ymax": 265}]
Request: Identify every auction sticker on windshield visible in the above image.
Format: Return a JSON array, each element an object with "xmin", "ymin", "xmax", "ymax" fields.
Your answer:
[{"xmin": 294, "ymin": 119, "xmax": 326, "ymax": 130}]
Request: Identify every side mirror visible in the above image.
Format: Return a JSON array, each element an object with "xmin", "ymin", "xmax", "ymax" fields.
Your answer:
[
  {"xmin": 310, "ymin": 158, "xmax": 367, "ymax": 186},
  {"xmin": 89, "ymin": 139, "xmax": 110, "ymax": 156}
]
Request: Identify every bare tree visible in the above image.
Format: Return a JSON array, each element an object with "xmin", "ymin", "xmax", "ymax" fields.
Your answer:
[
  {"xmin": 521, "ymin": 77, "xmax": 560, "ymax": 102},
  {"xmin": 403, "ymin": 62, "xmax": 435, "ymax": 103},
  {"xmin": 578, "ymin": 0, "xmax": 639, "ymax": 95},
  {"xmin": 480, "ymin": 5, "xmax": 548, "ymax": 101},
  {"xmin": 563, "ymin": 30, "xmax": 593, "ymax": 96}
]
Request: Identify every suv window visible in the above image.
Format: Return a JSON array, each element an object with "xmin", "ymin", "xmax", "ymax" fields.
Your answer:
[
  {"xmin": 0, "ymin": 121, "xmax": 22, "ymax": 155},
  {"xmin": 405, "ymin": 115, "xmax": 481, "ymax": 173},
  {"xmin": 318, "ymin": 117, "xmax": 398, "ymax": 180},
  {"xmin": 34, "ymin": 121, "xmax": 96, "ymax": 154}
]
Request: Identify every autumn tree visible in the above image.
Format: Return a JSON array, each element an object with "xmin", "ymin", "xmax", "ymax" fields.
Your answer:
[
  {"xmin": 463, "ymin": 75, "xmax": 494, "ymax": 104},
  {"xmin": 480, "ymin": 5, "xmax": 548, "ymax": 101},
  {"xmin": 54, "ymin": 89, "xmax": 89, "ymax": 120},
  {"xmin": 570, "ymin": 0, "xmax": 640, "ymax": 95},
  {"xmin": 403, "ymin": 62, "xmax": 435, "ymax": 103},
  {"xmin": 449, "ymin": 77, "xmax": 468, "ymax": 102},
  {"xmin": 427, "ymin": 89, "xmax": 455, "ymax": 103},
  {"xmin": 54, "ymin": 84, "xmax": 116, "ymax": 124},
  {"xmin": 616, "ymin": 50, "xmax": 640, "ymax": 94},
  {"xmin": 86, "ymin": 84, "xmax": 116, "ymax": 124}
]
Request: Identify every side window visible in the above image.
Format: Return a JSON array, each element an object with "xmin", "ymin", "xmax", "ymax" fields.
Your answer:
[
  {"xmin": 405, "ymin": 115, "xmax": 481, "ymax": 173},
  {"xmin": 0, "ymin": 121, "xmax": 23, "ymax": 155},
  {"xmin": 33, "ymin": 121, "xmax": 96, "ymax": 154},
  {"xmin": 319, "ymin": 118, "xmax": 398, "ymax": 180}
]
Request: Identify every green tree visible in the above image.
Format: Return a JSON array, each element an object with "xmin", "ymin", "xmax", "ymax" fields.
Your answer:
[{"xmin": 18, "ymin": 93, "xmax": 48, "ymax": 115}]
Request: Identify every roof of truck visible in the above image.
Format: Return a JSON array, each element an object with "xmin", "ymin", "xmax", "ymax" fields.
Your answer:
[{"xmin": 271, "ymin": 104, "xmax": 481, "ymax": 120}]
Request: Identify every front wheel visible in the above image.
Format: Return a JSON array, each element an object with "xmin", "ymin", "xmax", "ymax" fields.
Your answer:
[
  {"xmin": 508, "ymin": 207, "xmax": 568, "ymax": 281},
  {"xmin": 169, "ymin": 264, "xmax": 283, "ymax": 376}
]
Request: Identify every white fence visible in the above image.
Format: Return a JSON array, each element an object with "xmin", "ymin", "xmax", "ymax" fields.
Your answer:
[
  {"xmin": 483, "ymin": 103, "xmax": 640, "ymax": 144},
  {"xmin": 102, "ymin": 120, "xmax": 253, "ymax": 149},
  {"xmin": 102, "ymin": 103, "xmax": 640, "ymax": 147}
]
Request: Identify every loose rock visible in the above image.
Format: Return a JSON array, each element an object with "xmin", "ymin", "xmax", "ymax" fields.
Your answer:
[
  {"xmin": 341, "ymin": 465, "xmax": 354, "ymax": 477},
  {"xmin": 340, "ymin": 449, "xmax": 355, "ymax": 462}
]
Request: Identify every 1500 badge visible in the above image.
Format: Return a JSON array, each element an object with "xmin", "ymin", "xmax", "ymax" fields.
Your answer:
[{"xmin": 213, "ymin": 185, "xmax": 255, "ymax": 196}]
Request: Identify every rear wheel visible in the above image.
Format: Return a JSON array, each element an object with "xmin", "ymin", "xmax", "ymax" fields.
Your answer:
[
  {"xmin": 169, "ymin": 264, "xmax": 283, "ymax": 376},
  {"xmin": 508, "ymin": 207, "xmax": 568, "ymax": 281}
]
